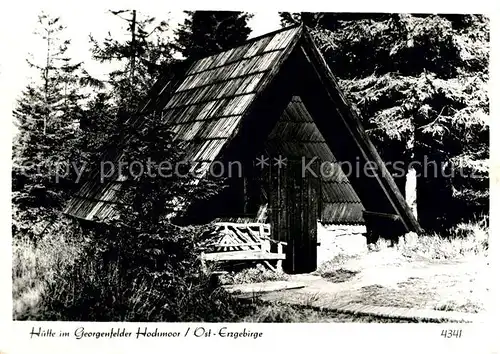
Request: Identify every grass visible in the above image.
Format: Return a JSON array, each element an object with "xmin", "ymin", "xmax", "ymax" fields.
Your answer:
[
  {"xmin": 351, "ymin": 282, "xmax": 439, "ymax": 309},
  {"xmin": 241, "ymin": 301, "xmax": 437, "ymax": 323},
  {"xmin": 12, "ymin": 222, "xmax": 86, "ymax": 319},
  {"xmin": 395, "ymin": 217, "xmax": 489, "ymax": 260},
  {"xmin": 224, "ymin": 264, "xmax": 290, "ymax": 285},
  {"xmin": 314, "ymin": 253, "xmax": 360, "ymax": 274},
  {"xmin": 319, "ymin": 269, "xmax": 359, "ymax": 283},
  {"xmin": 247, "ymin": 218, "xmax": 490, "ymax": 321},
  {"xmin": 434, "ymin": 299, "xmax": 485, "ymax": 314},
  {"xmin": 12, "ymin": 220, "xmax": 251, "ymax": 322}
]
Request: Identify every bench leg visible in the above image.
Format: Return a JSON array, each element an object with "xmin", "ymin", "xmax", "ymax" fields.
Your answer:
[
  {"xmin": 276, "ymin": 243, "xmax": 284, "ymax": 272},
  {"xmin": 200, "ymin": 252, "xmax": 208, "ymax": 274},
  {"xmin": 262, "ymin": 260, "xmax": 276, "ymax": 272}
]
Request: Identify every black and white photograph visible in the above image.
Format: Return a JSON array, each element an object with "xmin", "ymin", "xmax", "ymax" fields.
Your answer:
[{"xmin": 2, "ymin": 1, "xmax": 495, "ymax": 341}]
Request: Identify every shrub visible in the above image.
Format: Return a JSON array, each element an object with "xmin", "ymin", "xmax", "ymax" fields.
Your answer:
[
  {"xmin": 12, "ymin": 212, "xmax": 251, "ymax": 321},
  {"xmin": 12, "ymin": 217, "xmax": 87, "ymax": 319},
  {"xmin": 23, "ymin": 222, "xmax": 249, "ymax": 322}
]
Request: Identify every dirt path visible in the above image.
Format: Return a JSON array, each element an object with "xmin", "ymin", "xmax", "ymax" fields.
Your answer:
[{"xmin": 249, "ymin": 250, "xmax": 490, "ymax": 315}]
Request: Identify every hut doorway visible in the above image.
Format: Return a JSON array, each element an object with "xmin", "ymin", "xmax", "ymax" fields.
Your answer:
[{"xmin": 269, "ymin": 160, "xmax": 320, "ymax": 274}]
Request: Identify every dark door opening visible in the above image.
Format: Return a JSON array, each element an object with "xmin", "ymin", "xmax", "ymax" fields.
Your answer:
[{"xmin": 269, "ymin": 160, "xmax": 319, "ymax": 274}]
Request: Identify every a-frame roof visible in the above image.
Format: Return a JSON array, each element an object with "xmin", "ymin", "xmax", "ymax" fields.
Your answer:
[
  {"xmin": 64, "ymin": 25, "xmax": 422, "ymax": 234},
  {"xmin": 65, "ymin": 25, "xmax": 303, "ymax": 221}
]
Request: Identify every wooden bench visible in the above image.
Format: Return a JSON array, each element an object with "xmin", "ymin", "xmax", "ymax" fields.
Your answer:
[{"xmin": 199, "ymin": 222, "xmax": 287, "ymax": 272}]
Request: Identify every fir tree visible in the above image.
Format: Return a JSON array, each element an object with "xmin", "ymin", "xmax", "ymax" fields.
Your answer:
[
  {"xmin": 174, "ymin": 11, "xmax": 253, "ymax": 59},
  {"xmin": 77, "ymin": 10, "xmax": 177, "ymax": 182},
  {"xmin": 88, "ymin": 9, "xmax": 175, "ymax": 113},
  {"xmin": 280, "ymin": 13, "xmax": 489, "ymax": 230},
  {"xmin": 12, "ymin": 13, "xmax": 86, "ymax": 238}
]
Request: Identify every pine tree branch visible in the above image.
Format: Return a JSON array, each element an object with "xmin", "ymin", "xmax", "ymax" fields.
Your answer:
[{"xmin": 417, "ymin": 105, "xmax": 447, "ymax": 131}]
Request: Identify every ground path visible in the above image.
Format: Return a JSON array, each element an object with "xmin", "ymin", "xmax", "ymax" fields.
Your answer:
[{"xmin": 226, "ymin": 249, "xmax": 491, "ymax": 322}]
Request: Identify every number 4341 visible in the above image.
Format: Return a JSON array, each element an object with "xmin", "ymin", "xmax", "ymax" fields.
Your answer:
[{"xmin": 441, "ymin": 329, "xmax": 462, "ymax": 338}]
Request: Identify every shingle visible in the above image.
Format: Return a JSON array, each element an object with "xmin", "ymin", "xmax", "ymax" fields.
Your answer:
[
  {"xmin": 263, "ymin": 95, "xmax": 364, "ymax": 224},
  {"xmin": 64, "ymin": 26, "xmax": 304, "ymax": 221}
]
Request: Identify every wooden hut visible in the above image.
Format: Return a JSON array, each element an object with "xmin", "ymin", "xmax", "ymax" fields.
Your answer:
[{"xmin": 64, "ymin": 25, "xmax": 422, "ymax": 273}]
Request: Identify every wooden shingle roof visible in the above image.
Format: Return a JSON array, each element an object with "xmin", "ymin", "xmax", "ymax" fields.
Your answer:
[
  {"xmin": 65, "ymin": 26, "xmax": 304, "ymax": 221},
  {"xmin": 162, "ymin": 26, "xmax": 302, "ymax": 173},
  {"xmin": 65, "ymin": 24, "xmax": 422, "ymax": 234}
]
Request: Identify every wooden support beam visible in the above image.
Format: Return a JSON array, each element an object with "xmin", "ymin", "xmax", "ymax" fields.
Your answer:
[
  {"xmin": 363, "ymin": 210, "xmax": 401, "ymax": 221},
  {"xmin": 202, "ymin": 250, "xmax": 286, "ymax": 262},
  {"xmin": 208, "ymin": 242, "xmax": 263, "ymax": 248},
  {"xmin": 363, "ymin": 210, "xmax": 406, "ymax": 243}
]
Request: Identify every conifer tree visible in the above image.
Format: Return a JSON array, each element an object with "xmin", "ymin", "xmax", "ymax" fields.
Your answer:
[
  {"xmin": 12, "ymin": 13, "xmax": 86, "ymax": 237},
  {"xmin": 174, "ymin": 11, "xmax": 252, "ymax": 59},
  {"xmin": 88, "ymin": 9, "xmax": 175, "ymax": 113},
  {"xmin": 77, "ymin": 10, "xmax": 177, "ymax": 181},
  {"xmin": 280, "ymin": 13, "xmax": 489, "ymax": 230}
]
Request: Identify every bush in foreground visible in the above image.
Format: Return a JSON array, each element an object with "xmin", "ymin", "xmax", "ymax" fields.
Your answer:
[
  {"xmin": 12, "ymin": 217, "xmax": 87, "ymax": 320},
  {"xmin": 14, "ymin": 221, "xmax": 254, "ymax": 322}
]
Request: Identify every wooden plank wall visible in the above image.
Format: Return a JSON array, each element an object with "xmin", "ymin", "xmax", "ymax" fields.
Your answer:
[
  {"xmin": 264, "ymin": 96, "xmax": 364, "ymax": 225},
  {"xmin": 268, "ymin": 159, "xmax": 319, "ymax": 273}
]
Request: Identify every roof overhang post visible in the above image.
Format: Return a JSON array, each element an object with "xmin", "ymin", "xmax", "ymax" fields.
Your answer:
[{"xmin": 405, "ymin": 124, "xmax": 418, "ymax": 222}]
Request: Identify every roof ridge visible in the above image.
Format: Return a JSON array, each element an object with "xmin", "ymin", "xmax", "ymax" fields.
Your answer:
[
  {"xmin": 243, "ymin": 23, "xmax": 302, "ymax": 46},
  {"xmin": 183, "ymin": 23, "xmax": 303, "ymax": 62}
]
